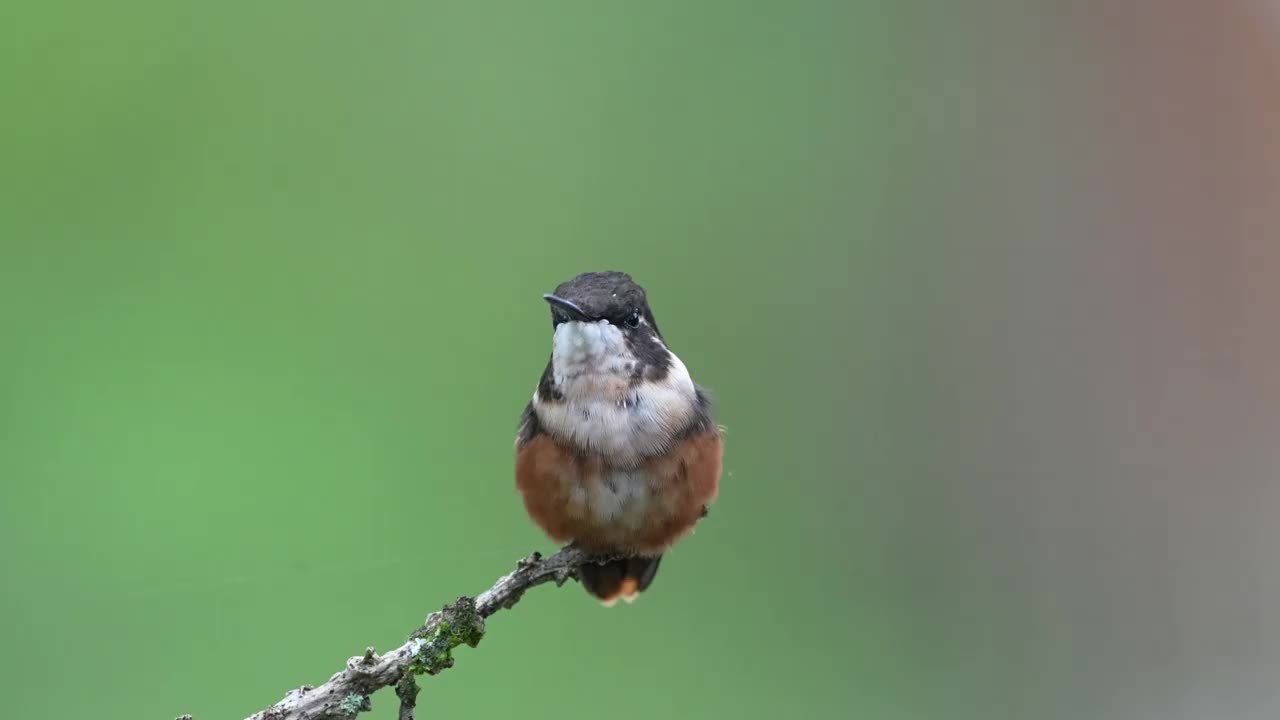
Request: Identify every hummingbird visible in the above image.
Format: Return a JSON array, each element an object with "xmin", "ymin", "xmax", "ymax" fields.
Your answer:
[{"xmin": 515, "ymin": 271, "xmax": 722, "ymax": 605}]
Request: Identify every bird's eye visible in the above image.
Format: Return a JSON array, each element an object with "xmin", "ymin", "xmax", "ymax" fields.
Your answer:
[{"xmin": 624, "ymin": 309, "xmax": 641, "ymax": 328}]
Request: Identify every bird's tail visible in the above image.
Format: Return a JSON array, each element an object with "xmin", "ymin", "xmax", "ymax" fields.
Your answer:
[{"xmin": 578, "ymin": 556, "xmax": 662, "ymax": 606}]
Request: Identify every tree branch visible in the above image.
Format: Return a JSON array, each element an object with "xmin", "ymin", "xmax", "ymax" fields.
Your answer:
[{"xmin": 214, "ymin": 545, "xmax": 596, "ymax": 720}]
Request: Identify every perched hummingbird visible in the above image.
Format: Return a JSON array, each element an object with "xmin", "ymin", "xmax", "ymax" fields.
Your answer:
[{"xmin": 515, "ymin": 271, "xmax": 722, "ymax": 605}]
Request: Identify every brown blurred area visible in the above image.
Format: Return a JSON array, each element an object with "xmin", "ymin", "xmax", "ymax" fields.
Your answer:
[{"xmin": 886, "ymin": 2, "xmax": 1280, "ymax": 717}]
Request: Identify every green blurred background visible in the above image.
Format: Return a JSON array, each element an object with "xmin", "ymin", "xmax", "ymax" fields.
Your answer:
[{"xmin": 4, "ymin": 2, "xmax": 1278, "ymax": 719}]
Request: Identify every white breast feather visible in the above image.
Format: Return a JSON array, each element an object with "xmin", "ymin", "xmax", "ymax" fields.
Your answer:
[{"xmin": 534, "ymin": 320, "xmax": 697, "ymax": 467}]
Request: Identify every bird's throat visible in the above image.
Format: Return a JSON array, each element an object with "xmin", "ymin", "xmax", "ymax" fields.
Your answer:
[{"xmin": 535, "ymin": 320, "xmax": 697, "ymax": 465}]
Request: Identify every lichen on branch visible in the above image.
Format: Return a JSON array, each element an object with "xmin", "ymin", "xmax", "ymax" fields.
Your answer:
[{"xmin": 213, "ymin": 545, "xmax": 598, "ymax": 720}]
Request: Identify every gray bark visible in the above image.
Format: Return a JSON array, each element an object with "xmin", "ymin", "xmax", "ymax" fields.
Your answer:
[{"xmin": 179, "ymin": 546, "xmax": 597, "ymax": 720}]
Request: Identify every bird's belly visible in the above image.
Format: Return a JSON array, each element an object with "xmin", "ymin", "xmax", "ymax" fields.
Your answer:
[
  {"xmin": 573, "ymin": 465, "xmax": 664, "ymax": 531},
  {"xmin": 556, "ymin": 461, "xmax": 681, "ymax": 554},
  {"xmin": 515, "ymin": 431, "xmax": 722, "ymax": 555}
]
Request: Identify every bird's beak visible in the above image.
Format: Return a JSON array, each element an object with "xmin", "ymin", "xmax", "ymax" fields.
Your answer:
[{"xmin": 543, "ymin": 293, "xmax": 593, "ymax": 322}]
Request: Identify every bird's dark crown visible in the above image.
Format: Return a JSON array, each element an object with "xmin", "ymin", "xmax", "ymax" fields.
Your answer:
[{"xmin": 547, "ymin": 271, "xmax": 662, "ymax": 336}]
